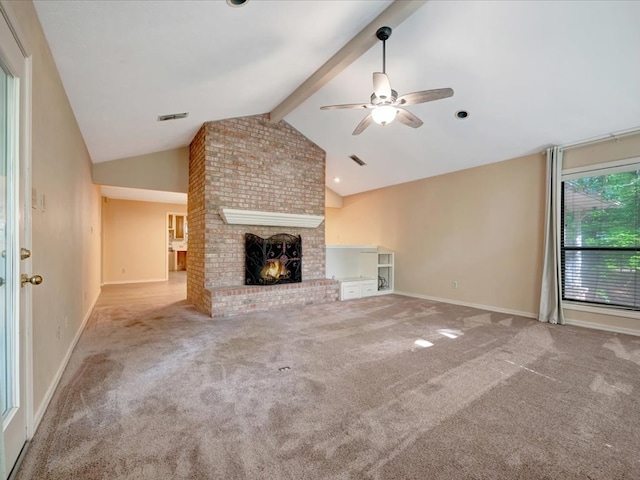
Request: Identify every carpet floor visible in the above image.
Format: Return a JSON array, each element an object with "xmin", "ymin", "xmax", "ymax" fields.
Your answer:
[{"xmin": 15, "ymin": 280, "xmax": 640, "ymax": 479}]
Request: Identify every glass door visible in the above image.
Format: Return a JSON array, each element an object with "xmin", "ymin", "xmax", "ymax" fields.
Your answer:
[
  {"xmin": 0, "ymin": 62, "xmax": 11, "ymax": 477},
  {"xmin": 0, "ymin": 6, "xmax": 28, "ymax": 477}
]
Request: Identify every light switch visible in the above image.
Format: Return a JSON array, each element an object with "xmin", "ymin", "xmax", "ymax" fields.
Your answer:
[
  {"xmin": 31, "ymin": 188, "xmax": 37, "ymax": 209},
  {"xmin": 39, "ymin": 193, "xmax": 46, "ymax": 212}
]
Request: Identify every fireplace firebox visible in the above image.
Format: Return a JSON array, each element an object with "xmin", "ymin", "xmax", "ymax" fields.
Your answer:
[{"xmin": 245, "ymin": 233, "xmax": 302, "ymax": 285}]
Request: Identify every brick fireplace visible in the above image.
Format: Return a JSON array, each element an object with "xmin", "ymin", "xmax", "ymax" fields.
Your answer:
[{"xmin": 187, "ymin": 113, "xmax": 339, "ymax": 317}]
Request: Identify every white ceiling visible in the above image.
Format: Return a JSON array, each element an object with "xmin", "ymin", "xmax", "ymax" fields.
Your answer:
[{"xmin": 34, "ymin": 0, "xmax": 640, "ymax": 197}]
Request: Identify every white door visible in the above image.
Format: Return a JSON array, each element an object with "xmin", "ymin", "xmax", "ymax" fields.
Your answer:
[{"xmin": 0, "ymin": 6, "xmax": 31, "ymax": 479}]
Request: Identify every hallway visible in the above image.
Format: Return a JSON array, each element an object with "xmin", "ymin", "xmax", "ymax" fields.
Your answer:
[{"xmin": 98, "ymin": 271, "xmax": 187, "ymax": 310}]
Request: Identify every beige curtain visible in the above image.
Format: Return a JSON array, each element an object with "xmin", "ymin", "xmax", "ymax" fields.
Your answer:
[{"xmin": 539, "ymin": 146, "xmax": 565, "ymax": 324}]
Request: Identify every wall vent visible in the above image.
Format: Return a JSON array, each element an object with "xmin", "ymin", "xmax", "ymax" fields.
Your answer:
[
  {"xmin": 349, "ymin": 154, "xmax": 366, "ymax": 166},
  {"xmin": 158, "ymin": 112, "xmax": 189, "ymax": 122}
]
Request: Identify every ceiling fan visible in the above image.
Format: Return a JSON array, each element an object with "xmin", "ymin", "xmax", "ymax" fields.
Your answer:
[{"xmin": 320, "ymin": 26, "xmax": 454, "ymax": 136}]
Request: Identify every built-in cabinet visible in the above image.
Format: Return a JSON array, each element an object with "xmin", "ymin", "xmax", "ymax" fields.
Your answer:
[{"xmin": 326, "ymin": 245, "xmax": 395, "ymax": 300}]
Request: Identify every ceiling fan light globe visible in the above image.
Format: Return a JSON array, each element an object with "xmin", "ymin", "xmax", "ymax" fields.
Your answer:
[{"xmin": 372, "ymin": 105, "xmax": 397, "ymax": 126}]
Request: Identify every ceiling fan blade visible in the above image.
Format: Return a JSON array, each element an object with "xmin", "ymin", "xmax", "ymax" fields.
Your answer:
[
  {"xmin": 320, "ymin": 103, "xmax": 371, "ymax": 110},
  {"xmin": 352, "ymin": 114, "xmax": 374, "ymax": 136},
  {"xmin": 396, "ymin": 108, "xmax": 423, "ymax": 129},
  {"xmin": 373, "ymin": 72, "xmax": 392, "ymax": 101},
  {"xmin": 397, "ymin": 88, "xmax": 454, "ymax": 106}
]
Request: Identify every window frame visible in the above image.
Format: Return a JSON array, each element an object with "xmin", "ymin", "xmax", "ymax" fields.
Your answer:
[{"xmin": 560, "ymin": 156, "xmax": 640, "ymax": 314}]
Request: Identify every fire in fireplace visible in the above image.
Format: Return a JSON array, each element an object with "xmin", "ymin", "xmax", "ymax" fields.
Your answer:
[{"xmin": 245, "ymin": 233, "xmax": 302, "ymax": 285}]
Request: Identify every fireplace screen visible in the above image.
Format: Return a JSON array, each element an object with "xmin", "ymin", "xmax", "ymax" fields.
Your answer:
[{"xmin": 245, "ymin": 233, "xmax": 302, "ymax": 285}]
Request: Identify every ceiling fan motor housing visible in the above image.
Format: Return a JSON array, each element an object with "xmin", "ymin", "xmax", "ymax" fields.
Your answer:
[{"xmin": 371, "ymin": 90, "xmax": 398, "ymax": 106}]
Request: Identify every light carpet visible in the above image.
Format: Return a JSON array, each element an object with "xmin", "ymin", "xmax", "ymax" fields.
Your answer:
[{"xmin": 15, "ymin": 282, "xmax": 640, "ymax": 479}]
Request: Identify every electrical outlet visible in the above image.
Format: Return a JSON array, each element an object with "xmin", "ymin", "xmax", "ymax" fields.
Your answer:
[{"xmin": 451, "ymin": 280, "xmax": 458, "ymax": 289}]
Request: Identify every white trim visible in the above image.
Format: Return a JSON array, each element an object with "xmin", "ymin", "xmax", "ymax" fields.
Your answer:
[
  {"xmin": 394, "ymin": 291, "xmax": 537, "ymax": 319},
  {"xmin": 103, "ymin": 278, "xmax": 168, "ymax": 285},
  {"xmin": 326, "ymin": 244, "xmax": 378, "ymax": 249},
  {"xmin": 22, "ymin": 56, "xmax": 33, "ymax": 440},
  {"xmin": 393, "ymin": 291, "xmax": 640, "ymax": 337},
  {"xmin": 219, "ymin": 208, "xmax": 324, "ymax": 228},
  {"xmin": 0, "ymin": 1, "xmax": 31, "ymax": 57},
  {"xmin": 31, "ymin": 291, "xmax": 100, "ymax": 432},
  {"xmin": 564, "ymin": 318, "xmax": 640, "ymax": 337},
  {"xmin": 563, "ymin": 301, "xmax": 640, "ymax": 320},
  {"xmin": 561, "ymin": 126, "xmax": 640, "ymax": 151},
  {"xmin": 562, "ymin": 156, "xmax": 640, "ymax": 179}
]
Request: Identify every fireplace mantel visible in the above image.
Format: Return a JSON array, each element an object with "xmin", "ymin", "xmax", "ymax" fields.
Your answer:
[{"xmin": 219, "ymin": 208, "xmax": 324, "ymax": 228}]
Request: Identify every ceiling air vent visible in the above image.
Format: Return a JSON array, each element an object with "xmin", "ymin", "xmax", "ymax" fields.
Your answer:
[
  {"xmin": 349, "ymin": 155, "xmax": 366, "ymax": 166},
  {"xmin": 157, "ymin": 112, "xmax": 189, "ymax": 122}
]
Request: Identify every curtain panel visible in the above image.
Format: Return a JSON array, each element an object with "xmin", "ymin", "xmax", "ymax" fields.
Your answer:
[{"xmin": 539, "ymin": 146, "xmax": 564, "ymax": 324}]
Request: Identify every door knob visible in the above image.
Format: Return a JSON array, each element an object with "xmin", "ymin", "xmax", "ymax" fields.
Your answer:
[{"xmin": 21, "ymin": 274, "xmax": 43, "ymax": 288}]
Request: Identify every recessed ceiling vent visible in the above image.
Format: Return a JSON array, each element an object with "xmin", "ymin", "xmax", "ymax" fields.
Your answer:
[
  {"xmin": 157, "ymin": 112, "xmax": 189, "ymax": 122},
  {"xmin": 226, "ymin": 0, "xmax": 249, "ymax": 7},
  {"xmin": 349, "ymin": 155, "xmax": 366, "ymax": 166}
]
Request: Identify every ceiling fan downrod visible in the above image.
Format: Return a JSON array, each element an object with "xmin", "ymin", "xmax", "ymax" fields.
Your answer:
[{"xmin": 376, "ymin": 26, "xmax": 392, "ymax": 74}]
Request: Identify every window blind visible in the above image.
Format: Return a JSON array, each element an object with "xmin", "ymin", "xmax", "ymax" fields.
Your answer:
[{"xmin": 561, "ymin": 170, "xmax": 640, "ymax": 310}]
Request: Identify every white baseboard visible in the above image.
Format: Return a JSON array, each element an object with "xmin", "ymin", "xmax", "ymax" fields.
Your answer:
[
  {"xmin": 31, "ymin": 290, "xmax": 100, "ymax": 433},
  {"xmin": 564, "ymin": 318, "xmax": 640, "ymax": 337},
  {"xmin": 103, "ymin": 278, "xmax": 167, "ymax": 285},
  {"xmin": 394, "ymin": 290, "xmax": 537, "ymax": 319},
  {"xmin": 395, "ymin": 291, "xmax": 640, "ymax": 337}
]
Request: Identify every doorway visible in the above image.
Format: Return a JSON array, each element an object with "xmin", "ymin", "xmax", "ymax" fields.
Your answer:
[{"xmin": 167, "ymin": 212, "xmax": 187, "ymax": 278}]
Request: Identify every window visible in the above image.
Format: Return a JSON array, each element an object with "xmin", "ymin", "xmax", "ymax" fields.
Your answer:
[{"xmin": 561, "ymin": 164, "xmax": 640, "ymax": 310}]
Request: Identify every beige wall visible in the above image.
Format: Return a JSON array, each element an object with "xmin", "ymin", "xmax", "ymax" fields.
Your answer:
[
  {"xmin": 10, "ymin": 2, "xmax": 103, "ymax": 420},
  {"xmin": 326, "ymin": 154, "xmax": 546, "ymax": 316},
  {"xmin": 93, "ymin": 147, "xmax": 189, "ymax": 193},
  {"xmin": 562, "ymin": 133, "xmax": 640, "ymax": 333},
  {"xmin": 102, "ymin": 198, "xmax": 186, "ymax": 284},
  {"xmin": 325, "ymin": 187, "xmax": 343, "ymax": 208}
]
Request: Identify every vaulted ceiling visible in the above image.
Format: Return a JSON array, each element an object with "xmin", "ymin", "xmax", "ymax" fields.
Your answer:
[{"xmin": 34, "ymin": 0, "xmax": 640, "ymax": 197}]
